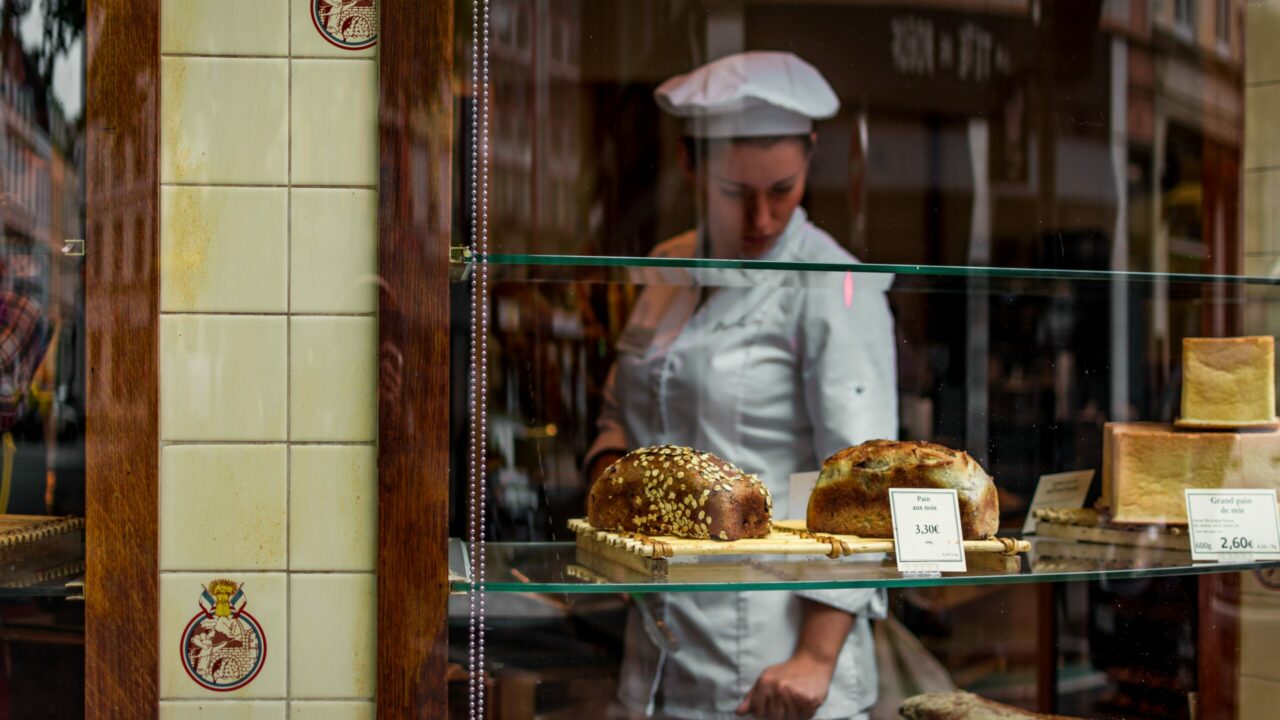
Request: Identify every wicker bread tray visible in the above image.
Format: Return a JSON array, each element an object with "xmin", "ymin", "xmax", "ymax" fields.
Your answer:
[
  {"xmin": 0, "ymin": 515, "xmax": 85, "ymax": 588},
  {"xmin": 1031, "ymin": 508, "xmax": 1190, "ymax": 550},
  {"xmin": 569, "ymin": 518, "xmax": 1028, "ymax": 576}
]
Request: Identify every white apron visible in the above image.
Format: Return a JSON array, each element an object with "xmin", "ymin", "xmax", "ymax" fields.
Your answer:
[{"xmin": 588, "ymin": 208, "xmax": 900, "ymax": 719}]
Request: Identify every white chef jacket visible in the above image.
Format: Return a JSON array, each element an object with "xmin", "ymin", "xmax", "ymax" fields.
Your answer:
[{"xmin": 587, "ymin": 207, "xmax": 899, "ymax": 719}]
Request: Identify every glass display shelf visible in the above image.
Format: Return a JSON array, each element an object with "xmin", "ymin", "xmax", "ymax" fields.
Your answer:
[
  {"xmin": 449, "ymin": 538, "xmax": 1280, "ymax": 594},
  {"xmin": 475, "ymin": 253, "xmax": 1280, "ymax": 287}
]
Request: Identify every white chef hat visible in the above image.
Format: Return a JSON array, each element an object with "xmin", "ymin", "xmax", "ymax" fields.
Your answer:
[{"xmin": 654, "ymin": 51, "xmax": 840, "ymax": 139}]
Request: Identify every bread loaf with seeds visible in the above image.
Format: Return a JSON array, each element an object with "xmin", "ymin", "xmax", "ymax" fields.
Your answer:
[
  {"xmin": 808, "ymin": 439, "xmax": 998, "ymax": 539},
  {"xmin": 587, "ymin": 445, "xmax": 772, "ymax": 540}
]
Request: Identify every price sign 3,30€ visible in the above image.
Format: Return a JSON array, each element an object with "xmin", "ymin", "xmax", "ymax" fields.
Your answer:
[
  {"xmin": 889, "ymin": 488, "xmax": 968, "ymax": 574},
  {"xmin": 1185, "ymin": 489, "xmax": 1280, "ymax": 562}
]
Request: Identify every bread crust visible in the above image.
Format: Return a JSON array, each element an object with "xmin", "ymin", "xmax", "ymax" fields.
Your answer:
[
  {"xmin": 587, "ymin": 445, "xmax": 772, "ymax": 540},
  {"xmin": 807, "ymin": 440, "xmax": 999, "ymax": 539}
]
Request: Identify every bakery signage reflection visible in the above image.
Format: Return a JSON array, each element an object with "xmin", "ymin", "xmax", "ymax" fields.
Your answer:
[{"xmin": 889, "ymin": 14, "xmax": 1014, "ymax": 83}]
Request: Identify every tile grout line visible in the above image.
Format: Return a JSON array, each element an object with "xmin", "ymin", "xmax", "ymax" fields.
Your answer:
[
  {"xmin": 156, "ymin": 19, "xmax": 167, "ymax": 666},
  {"xmin": 158, "ymin": 311, "xmax": 375, "ymax": 317},
  {"xmin": 286, "ymin": 1, "xmax": 294, "ymax": 703},
  {"xmin": 162, "ymin": 52, "xmax": 374, "ymax": 61},
  {"xmin": 160, "ymin": 183, "xmax": 377, "ymax": 190},
  {"xmin": 161, "ymin": 698, "xmax": 375, "ymax": 704},
  {"xmin": 157, "ymin": 568, "xmax": 373, "ymax": 573},
  {"xmin": 160, "ymin": 440, "xmax": 375, "ymax": 447}
]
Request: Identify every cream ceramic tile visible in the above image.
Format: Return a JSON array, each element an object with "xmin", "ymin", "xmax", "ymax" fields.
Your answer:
[
  {"xmin": 1242, "ymin": 591, "xmax": 1280, "ymax": 681},
  {"xmin": 289, "ymin": 701, "xmax": 375, "ymax": 720},
  {"xmin": 1241, "ymin": 676, "xmax": 1280, "ymax": 719},
  {"xmin": 1243, "ymin": 170, "xmax": 1280, "ymax": 256},
  {"xmin": 291, "ymin": 60, "xmax": 378, "ymax": 186},
  {"xmin": 160, "ymin": 445, "xmax": 287, "ymax": 571},
  {"xmin": 1246, "ymin": 84, "xmax": 1280, "ymax": 170},
  {"xmin": 290, "ymin": 446, "xmax": 376, "ymax": 571},
  {"xmin": 289, "ymin": 574, "xmax": 376, "ymax": 698},
  {"xmin": 290, "ymin": 317, "xmax": 376, "ymax": 442},
  {"xmin": 161, "ymin": 186, "xmax": 288, "ymax": 313},
  {"xmin": 162, "ymin": 57, "xmax": 289, "ymax": 184},
  {"xmin": 161, "ymin": 701, "xmax": 287, "ymax": 720},
  {"xmin": 291, "ymin": 0, "xmax": 378, "ymax": 58},
  {"xmin": 290, "ymin": 189, "xmax": 377, "ymax": 313},
  {"xmin": 160, "ymin": 573, "xmax": 287, "ymax": 699},
  {"xmin": 161, "ymin": 315, "xmax": 288, "ymax": 442},
  {"xmin": 1249, "ymin": 2, "xmax": 1280, "ymax": 85},
  {"xmin": 161, "ymin": 0, "xmax": 289, "ymax": 56},
  {"xmin": 1245, "ymin": 254, "xmax": 1280, "ymax": 278},
  {"xmin": 1242, "ymin": 569, "xmax": 1280, "ymax": 595}
]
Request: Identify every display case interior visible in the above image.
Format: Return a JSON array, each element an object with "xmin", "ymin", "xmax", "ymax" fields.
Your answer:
[{"xmin": 450, "ymin": 0, "xmax": 1280, "ymax": 718}]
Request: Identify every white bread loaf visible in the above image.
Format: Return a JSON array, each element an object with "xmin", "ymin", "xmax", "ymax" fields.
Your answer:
[
  {"xmin": 1181, "ymin": 336, "xmax": 1275, "ymax": 426},
  {"xmin": 1101, "ymin": 422, "xmax": 1280, "ymax": 524}
]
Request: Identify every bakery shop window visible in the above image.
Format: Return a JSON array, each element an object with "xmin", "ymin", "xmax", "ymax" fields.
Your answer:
[
  {"xmin": 451, "ymin": 1, "xmax": 1275, "ymax": 719},
  {"xmin": 453, "ymin": 0, "xmax": 1255, "ymax": 544}
]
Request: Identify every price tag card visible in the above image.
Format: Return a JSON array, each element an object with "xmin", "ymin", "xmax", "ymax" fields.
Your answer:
[
  {"xmin": 889, "ymin": 488, "xmax": 968, "ymax": 573},
  {"xmin": 1185, "ymin": 489, "xmax": 1280, "ymax": 562},
  {"xmin": 788, "ymin": 471, "xmax": 820, "ymax": 521},
  {"xmin": 1021, "ymin": 469, "xmax": 1095, "ymax": 535}
]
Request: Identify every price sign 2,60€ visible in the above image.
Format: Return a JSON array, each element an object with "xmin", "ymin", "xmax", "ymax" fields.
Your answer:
[
  {"xmin": 1185, "ymin": 489, "xmax": 1280, "ymax": 562},
  {"xmin": 888, "ymin": 488, "xmax": 968, "ymax": 574}
]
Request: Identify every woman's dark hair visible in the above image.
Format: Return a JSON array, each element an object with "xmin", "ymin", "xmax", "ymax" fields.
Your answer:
[{"xmin": 680, "ymin": 134, "xmax": 814, "ymax": 169}]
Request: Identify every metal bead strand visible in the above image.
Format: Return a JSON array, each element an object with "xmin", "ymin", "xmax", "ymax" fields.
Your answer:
[
  {"xmin": 476, "ymin": 2, "xmax": 492, "ymax": 719},
  {"xmin": 467, "ymin": 0, "xmax": 483, "ymax": 716}
]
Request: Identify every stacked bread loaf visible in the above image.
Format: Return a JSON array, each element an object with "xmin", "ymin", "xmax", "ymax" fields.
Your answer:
[{"xmin": 1101, "ymin": 337, "xmax": 1280, "ymax": 524}]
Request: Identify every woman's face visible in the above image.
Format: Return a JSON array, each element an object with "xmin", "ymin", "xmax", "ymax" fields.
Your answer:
[{"xmin": 691, "ymin": 136, "xmax": 812, "ymax": 260}]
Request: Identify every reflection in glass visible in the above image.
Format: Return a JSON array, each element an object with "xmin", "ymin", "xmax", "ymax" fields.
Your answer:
[{"xmin": 0, "ymin": 1, "xmax": 85, "ymax": 717}]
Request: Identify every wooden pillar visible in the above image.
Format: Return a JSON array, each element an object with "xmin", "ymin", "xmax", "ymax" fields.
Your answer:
[
  {"xmin": 377, "ymin": 0, "xmax": 455, "ymax": 716},
  {"xmin": 84, "ymin": 0, "xmax": 161, "ymax": 717}
]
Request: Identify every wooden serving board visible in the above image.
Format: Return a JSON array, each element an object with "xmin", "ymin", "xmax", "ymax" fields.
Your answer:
[{"xmin": 569, "ymin": 518, "xmax": 1029, "ymax": 577}]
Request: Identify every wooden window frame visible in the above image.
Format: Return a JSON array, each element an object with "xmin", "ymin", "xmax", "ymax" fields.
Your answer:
[{"xmin": 83, "ymin": 0, "xmax": 455, "ymax": 716}]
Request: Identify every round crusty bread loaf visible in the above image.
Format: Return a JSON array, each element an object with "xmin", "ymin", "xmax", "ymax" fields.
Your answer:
[
  {"xmin": 587, "ymin": 445, "xmax": 772, "ymax": 540},
  {"xmin": 807, "ymin": 439, "xmax": 998, "ymax": 540}
]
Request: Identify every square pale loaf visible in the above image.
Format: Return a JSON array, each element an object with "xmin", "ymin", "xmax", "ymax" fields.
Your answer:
[
  {"xmin": 1101, "ymin": 422, "xmax": 1280, "ymax": 524},
  {"xmin": 1181, "ymin": 336, "xmax": 1275, "ymax": 425}
]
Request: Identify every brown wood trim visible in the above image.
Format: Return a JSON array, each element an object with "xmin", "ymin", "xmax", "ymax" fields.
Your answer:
[
  {"xmin": 84, "ymin": 0, "xmax": 160, "ymax": 717},
  {"xmin": 377, "ymin": 0, "xmax": 455, "ymax": 716},
  {"xmin": 1197, "ymin": 572, "xmax": 1240, "ymax": 720},
  {"xmin": 1035, "ymin": 583, "xmax": 1058, "ymax": 714}
]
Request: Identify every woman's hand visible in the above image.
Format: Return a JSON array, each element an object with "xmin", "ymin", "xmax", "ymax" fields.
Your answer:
[
  {"xmin": 734, "ymin": 650, "xmax": 836, "ymax": 719},
  {"xmin": 736, "ymin": 599, "xmax": 853, "ymax": 719}
]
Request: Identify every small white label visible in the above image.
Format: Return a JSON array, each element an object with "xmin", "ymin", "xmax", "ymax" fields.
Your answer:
[
  {"xmin": 788, "ymin": 471, "xmax": 820, "ymax": 520},
  {"xmin": 889, "ymin": 488, "xmax": 968, "ymax": 573},
  {"xmin": 1185, "ymin": 489, "xmax": 1280, "ymax": 562},
  {"xmin": 1022, "ymin": 469, "xmax": 1095, "ymax": 535}
]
